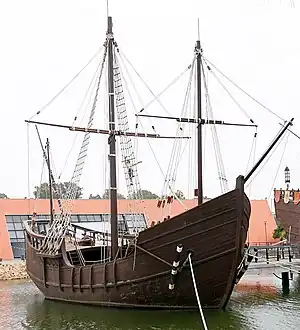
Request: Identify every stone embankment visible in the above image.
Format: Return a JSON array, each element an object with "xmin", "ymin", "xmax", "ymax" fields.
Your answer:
[{"xmin": 0, "ymin": 261, "xmax": 29, "ymax": 281}]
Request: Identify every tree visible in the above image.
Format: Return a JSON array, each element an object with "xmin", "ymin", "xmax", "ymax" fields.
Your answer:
[
  {"xmin": 33, "ymin": 182, "xmax": 83, "ymax": 199},
  {"xmin": 89, "ymin": 194, "xmax": 102, "ymax": 199},
  {"xmin": 102, "ymin": 189, "xmax": 126, "ymax": 199},
  {"xmin": 174, "ymin": 190, "xmax": 185, "ymax": 200},
  {"xmin": 0, "ymin": 193, "xmax": 8, "ymax": 199},
  {"xmin": 273, "ymin": 224, "xmax": 287, "ymax": 241},
  {"xmin": 132, "ymin": 189, "xmax": 159, "ymax": 200}
]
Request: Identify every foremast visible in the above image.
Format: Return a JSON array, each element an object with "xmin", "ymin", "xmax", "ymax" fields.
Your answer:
[{"xmin": 107, "ymin": 16, "xmax": 118, "ymax": 259}]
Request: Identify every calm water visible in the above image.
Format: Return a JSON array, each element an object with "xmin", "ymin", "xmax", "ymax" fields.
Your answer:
[{"xmin": 1, "ymin": 273, "xmax": 300, "ymax": 330}]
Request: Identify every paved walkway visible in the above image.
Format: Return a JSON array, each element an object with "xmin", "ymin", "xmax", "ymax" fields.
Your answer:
[{"xmin": 0, "ymin": 259, "xmax": 25, "ymax": 265}]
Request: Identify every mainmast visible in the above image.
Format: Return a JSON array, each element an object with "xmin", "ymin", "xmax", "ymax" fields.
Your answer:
[
  {"xmin": 46, "ymin": 138, "xmax": 54, "ymax": 225},
  {"xmin": 107, "ymin": 16, "xmax": 118, "ymax": 259},
  {"xmin": 196, "ymin": 40, "xmax": 203, "ymax": 205}
]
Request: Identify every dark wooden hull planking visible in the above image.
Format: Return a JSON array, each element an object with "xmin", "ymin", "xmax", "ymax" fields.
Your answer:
[{"xmin": 25, "ymin": 176, "xmax": 250, "ymax": 310}]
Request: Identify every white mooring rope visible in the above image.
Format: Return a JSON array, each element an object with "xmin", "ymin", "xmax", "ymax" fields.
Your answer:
[{"xmin": 188, "ymin": 253, "xmax": 209, "ymax": 330}]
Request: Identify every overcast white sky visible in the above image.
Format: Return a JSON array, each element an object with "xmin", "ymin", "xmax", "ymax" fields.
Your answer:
[{"xmin": 1, "ymin": 0, "xmax": 300, "ymax": 205}]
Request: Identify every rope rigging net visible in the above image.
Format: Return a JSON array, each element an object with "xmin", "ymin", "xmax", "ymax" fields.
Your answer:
[
  {"xmin": 157, "ymin": 57, "xmax": 197, "ymax": 212},
  {"xmin": 112, "ymin": 46, "xmax": 147, "ymax": 230},
  {"xmin": 33, "ymin": 34, "xmax": 169, "ymax": 254}
]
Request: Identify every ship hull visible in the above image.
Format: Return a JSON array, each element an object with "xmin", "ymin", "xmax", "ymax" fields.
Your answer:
[{"xmin": 25, "ymin": 176, "xmax": 250, "ymax": 310}]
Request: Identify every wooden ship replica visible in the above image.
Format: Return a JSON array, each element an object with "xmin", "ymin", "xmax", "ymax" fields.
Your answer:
[
  {"xmin": 274, "ymin": 166, "xmax": 300, "ymax": 244},
  {"xmin": 24, "ymin": 16, "xmax": 293, "ymax": 310}
]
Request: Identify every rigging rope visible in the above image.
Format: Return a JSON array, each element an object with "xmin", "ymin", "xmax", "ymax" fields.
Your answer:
[
  {"xmin": 39, "ymin": 42, "xmax": 108, "ymax": 255},
  {"xmin": 49, "ymin": 150, "xmax": 60, "ymax": 185},
  {"xmin": 59, "ymin": 59, "xmax": 104, "ymax": 180},
  {"xmin": 112, "ymin": 47, "xmax": 146, "ymax": 231},
  {"xmin": 201, "ymin": 68, "xmax": 207, "ymax": 177},
  {"xmin": 267, "ymin": 132, "xmax": 290, "ymax": 201},
  {"xmin": 245, "ymin": 129, "xmax": 258, "ymax": 173},
  {"xmin": 245, "ymin": 129, "xmax": 288, "ymax": 188},
  {"xmin": 103, "ymin": 58, "xmax": 109, "ymax": 199},
  {"xmin": 119, "ymin": 51, "xmax": 173, "ymax": 117},
  {"xmin": 115, "ymin": 51, "xmax": 150, "ymax": 221},
  {"xmin": 113, "ymin": 50, "xmax": 143, "ymax": 199},
  {"xmin": 27, "ymin": 123, "xmax": 31, "ymax": 214},
  {"xmin": 34, "ymin": 125, "xmax": 63, "ymax": 212},
  {"xmin": 170, "ymin": 62, "xmax": 195, "ymax": 185},
  {"xmin": 117, "ymin": 51, "xmax": 159, "ymax": 144},
  {"xmin": 38, "ymin": 160, "xmax": 46, "ymax": 199},
  {"xmin": 138, "ymin": 64, "xmax": 193, "ymax": 114},
  {"xmin": 203, "ymin": 59, "xmax": 255, "ymax": 124},
  {"xmin": 28, "ymin": 47, "xmax": 103, "ymax": 121},
  {"xmin": 202, "ymin": 64, "xmax": 229, "ymax": 193},
  {"xmin": 71, "ymin": 55, "xmax": 104, "ymax": 127},
  {"xmin": 31, "ymin": 155, "xmax": 46, "ymax": 225},
  {"xmin": 161, "ymin": 57, "xmax": 196, "ymax": 207},
  {"xmin": 190, "ymin": 67, "xmax": 198, "ymax": 198},
  {"xmin": 202, "ymin": 56, "xmax": 285, "ymax": 122},
  {"xmin": 117, "ymin": 52, "xmax": 187, "ymax": 210},
  {"xmin": 245, "ymin": 129, "xmax": 258, "ymax": 198}
]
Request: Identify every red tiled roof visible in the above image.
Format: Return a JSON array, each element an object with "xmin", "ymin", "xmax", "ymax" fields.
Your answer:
[{"xmin": 247, "ymin": 200, "xmax": 278, "ymax": 245}]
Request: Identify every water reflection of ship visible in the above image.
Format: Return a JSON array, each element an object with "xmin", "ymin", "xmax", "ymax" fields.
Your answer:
[{"xmin": 24, "ymin": 295, "xmax": 245, "ymax": 330}]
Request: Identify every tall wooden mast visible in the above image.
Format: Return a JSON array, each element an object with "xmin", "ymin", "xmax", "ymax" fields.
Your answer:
[
  {"xmin": 107, "ymin": 16, "xmax": 118, "ymax": 259},
  {"xmin": 196, "ymin": 40, "xmax": 203, "ymax": 205}
]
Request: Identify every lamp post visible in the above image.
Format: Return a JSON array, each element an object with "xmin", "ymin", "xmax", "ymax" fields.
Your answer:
[
  {"xmin": 288, "ymin": 225, "xmax": 292, "ymax": 244},
  {"xmin": 264, "ymin": 220, "xmax": 268, "ymax": 245},
  {"xmin": 284, "ymin": 166, "xmax": 290, "ymax": 190}
]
